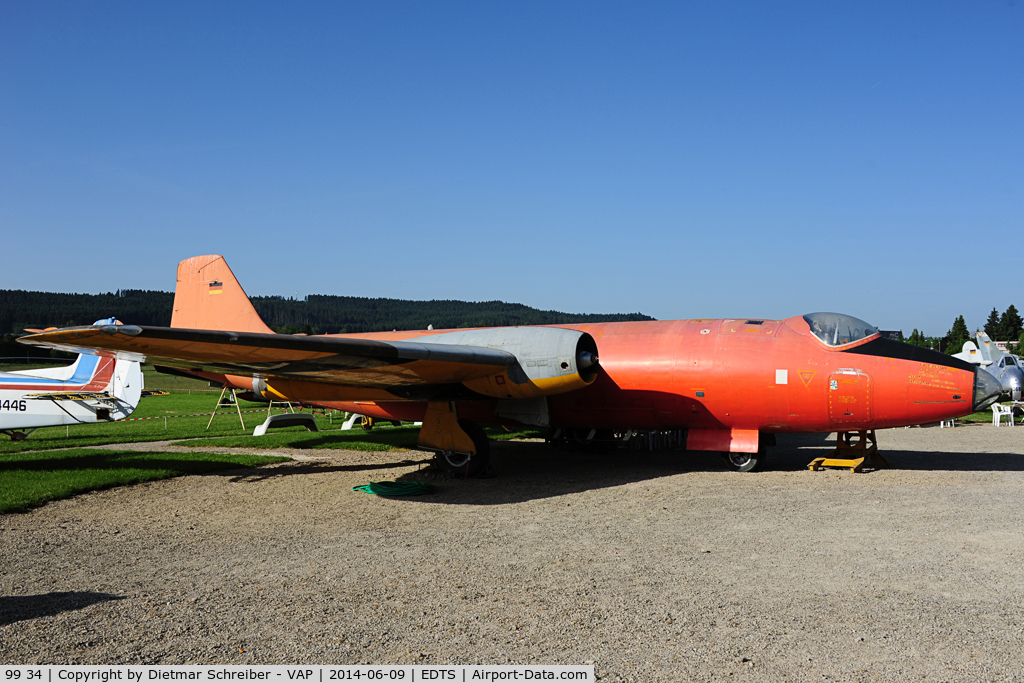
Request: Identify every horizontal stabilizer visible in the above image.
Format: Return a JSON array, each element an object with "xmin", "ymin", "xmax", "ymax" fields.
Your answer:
[{"xmin": 25, "ymin": 391, "xmax": 116, "ymax": 402}]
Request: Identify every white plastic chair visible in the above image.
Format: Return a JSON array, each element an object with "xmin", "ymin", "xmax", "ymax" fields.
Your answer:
[{"xmin": 992, "ymin": 404, "xmax": 1014, "ymax": 427}]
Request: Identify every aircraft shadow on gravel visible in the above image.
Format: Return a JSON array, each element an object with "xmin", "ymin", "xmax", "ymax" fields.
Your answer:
[
  {"xmin": 388, "ymin": 441, "xmax": 754, "ymax": 505},
  {"xmin": 384, "ymin": 435, "xmax": 1024, "ymax": 506},
  {"xmin": 218, "ymin": 432, "xmax": 1024, "ymax": 503},
  {"xmin": 228, "ymin": 457, "xmax": 433, "ymax": 483},
  {"xmin": 0, "ymin": 591, "xmax": 123, "ymax": 626}
]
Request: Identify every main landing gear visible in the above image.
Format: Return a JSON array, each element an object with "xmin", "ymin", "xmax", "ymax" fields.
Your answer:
[
  {"xmin": 720, "ymin": 432, "xmax": 774, "ymax": 471},
  {"xmin": 434, "ymin": 420, "xmax": 490, "ymax": 477},
  {"xmin": 723, "ymin": 447, "xmax": 766, "ymax": 473},
  {"xmin": 417, "ymin": 401, "xmax": 491, "ymax": 478},
  {"xmin": 549, "ymin": 427, "xmax": 773, "ymax": 473},
  {"xmin": 722, "ymin": 433, "xmax": 774, "ymax": 472}
]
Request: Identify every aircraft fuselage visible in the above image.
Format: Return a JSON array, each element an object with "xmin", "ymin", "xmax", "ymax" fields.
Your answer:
[{"xmin": 305, "ymin": 314, "xmax": 994, "ymax": 438}]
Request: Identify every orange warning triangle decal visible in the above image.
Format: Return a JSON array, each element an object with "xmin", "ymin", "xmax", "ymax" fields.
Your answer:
[{"xmin": 799, "ymin": 371, "xmax": 815, "ymax": 387}]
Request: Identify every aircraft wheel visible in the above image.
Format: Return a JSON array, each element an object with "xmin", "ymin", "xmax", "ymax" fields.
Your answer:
[
  {"xmin": 360, "ymin": 416, "xmax": 374, "ymax": 430},
  {"xmin": 435, "ymin": 420, "xmax": 490, "ymax": 477},
  {"xmin": 723, "ymin": 448, "xmax": 765, "ymax": 472}
]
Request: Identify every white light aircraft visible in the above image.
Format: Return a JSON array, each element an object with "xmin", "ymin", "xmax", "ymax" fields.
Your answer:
[
  {"xmin": 953, "ymin": 331, "xmax": 1024, "ymax": 401},
  {"xmin": 0, "ymin": 320, "xmax": 150, "ymax": 440}
]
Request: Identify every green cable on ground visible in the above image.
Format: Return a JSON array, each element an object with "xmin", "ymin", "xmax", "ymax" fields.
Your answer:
[{"xmin": 352, "ymin": 480, "xmax": 434, "ymax": 496}]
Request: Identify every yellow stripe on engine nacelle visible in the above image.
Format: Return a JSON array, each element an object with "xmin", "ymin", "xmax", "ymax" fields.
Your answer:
[{"xmin": 464, "ymin": 369, "xmax": 594, "ymax": 400}]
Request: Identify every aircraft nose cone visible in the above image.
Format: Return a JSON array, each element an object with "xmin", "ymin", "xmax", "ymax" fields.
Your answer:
[
  {"xmin": 973, "ymin": 368, "xmax": 1003, "ymax": 412},
  {"xmin": 577, "ymin": 351, "xmax": 598, "ymax": 371}
]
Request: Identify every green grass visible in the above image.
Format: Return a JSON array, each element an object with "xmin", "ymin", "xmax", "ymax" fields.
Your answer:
[
  {"xmin": 0, "ymin": 381, "xmax": 546, "ymax": 455},
  {"xmin": 957, "ymin": 402, "xmax": 1020, "ymax": 424},
  {"xmin": 0, "ymin": 448, "xmax": 287, "ymax": 514},
  {"xmin": 0, "ymin": 363, "xmax": 548, "ymax": 511},
  {"xmin": 487, "ymin": 426, "xmax": 546, "ymax": 441},
  {"xmin": 141, "ymin": 365, "xmax": 222, "ymax": 392},
  {"xmin": 0, "ymin": 390, "xmax": 308, "ymax": 454}
]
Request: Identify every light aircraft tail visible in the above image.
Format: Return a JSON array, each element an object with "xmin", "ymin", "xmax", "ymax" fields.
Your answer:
[
  {"xmin": 23, "ymin": 354, "xmax": 143, "ymax": 408},
  {"xmin": 0, "ymin": 351, "xmax": 144, "ymax": 433},
  {"xmin": 109, "ymin": 356, "xmax": 144, "ymax": 410},
  {"xmin": 171, "ymin": 255, "xmax": 274, "ymax": 333},
  {"xmin": 6, "ymin": 352, "xmax": 99, "ymax": 383}
]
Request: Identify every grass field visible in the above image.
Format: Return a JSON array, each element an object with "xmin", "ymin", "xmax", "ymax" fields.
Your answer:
[
  {"xmin": 0, "ymin": 363, "xmax": 375, "ymax": 452},
  {"xmin": 0, "ymin": 448, "xmax": 288, "ymax": 514},
  {"xmin": 0, "ymin": 364, "xmax": 544, "ymax": 454},
  {"xmin": 0, "ymin": 389, "xmax": 310, "ymax": 454},
  {"xmin": 959, "ymin": 407, "xmax": 1009, "ymax": 423},
  {"xmin": 0, "ymin": 363, "xmax": 544, "ymax": 512}
]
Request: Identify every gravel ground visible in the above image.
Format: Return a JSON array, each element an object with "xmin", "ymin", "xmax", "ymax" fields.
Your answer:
[{"xmin": 2, "ymin": 425, "xmax": 1024, "ymax": 681}]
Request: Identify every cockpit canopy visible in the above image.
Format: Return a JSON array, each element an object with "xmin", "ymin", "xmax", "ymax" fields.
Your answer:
[{"xmin": 803, "ymin": 312, "xmax": 878, "ymax": 347}]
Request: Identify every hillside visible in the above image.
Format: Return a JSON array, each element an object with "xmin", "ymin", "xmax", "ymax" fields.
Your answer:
[{"xmin": 0, "ymin": 289, "xmax": 654, "ymax": 357}]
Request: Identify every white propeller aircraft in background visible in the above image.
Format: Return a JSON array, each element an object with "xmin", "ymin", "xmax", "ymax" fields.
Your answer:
[{"xmin": 0, "ymin": 319, "xmax": 157, "ymax": 440}]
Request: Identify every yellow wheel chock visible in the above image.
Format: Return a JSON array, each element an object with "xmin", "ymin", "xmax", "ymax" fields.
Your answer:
[{"xmin": 808, "ymin": 429, "xmax": 890, "ymax": 473}]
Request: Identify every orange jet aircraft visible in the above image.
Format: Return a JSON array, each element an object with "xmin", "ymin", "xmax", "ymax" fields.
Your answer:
[{"xmin": 18, "ymin": 255, "xmax": 1001, "ymax": 474}]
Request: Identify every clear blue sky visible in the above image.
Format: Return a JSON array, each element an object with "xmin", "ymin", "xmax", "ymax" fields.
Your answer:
[{"xmin": 2, "ymin": 1, "xmax": 1021, "ymax": 336}]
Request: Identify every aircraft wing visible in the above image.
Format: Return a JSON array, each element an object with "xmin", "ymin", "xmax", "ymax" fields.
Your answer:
[{"xmin": 17, "ymin": 324, "xmax": 517, "ymax": 388}]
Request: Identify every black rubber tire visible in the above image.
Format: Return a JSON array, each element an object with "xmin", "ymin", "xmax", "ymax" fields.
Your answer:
[
  {"xmin": 723, "ymin": 448, "xmax": 765, "ymax": 472},
  {"xmin": 434, "ymin": 420, "xmax": 491, "ymax": 477},
  {"xmin": 359, "ymin": 416, "xmax": 374, "ymax": 431}
]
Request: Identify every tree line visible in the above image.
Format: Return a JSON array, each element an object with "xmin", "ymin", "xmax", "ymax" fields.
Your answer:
[
  {"xmin": 902, "ymin": 305, "xmax": 1024, "ymax": 355},
  {"xmin": 254, "ymin": 294, "xmax": 653, "ymax": 335},
  {"xmin": 8, "ymin": 287, "xmax": 1022, "ymax": 361},
  {"xmin": 0, "ymin": 288, "xmax": 654, "ymax": 359}
]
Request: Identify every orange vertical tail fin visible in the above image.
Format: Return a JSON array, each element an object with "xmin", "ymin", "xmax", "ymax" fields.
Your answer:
[{"xmin": 170, "ymin": 255, "xmax": 274, "ymax": 333}]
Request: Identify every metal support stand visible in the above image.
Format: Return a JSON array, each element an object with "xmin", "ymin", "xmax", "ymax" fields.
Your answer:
[
  {"xmin": 207, "ymin": 386, "xmax": 246, "ymax": 431},
  {"xmin": 253, "ymin": 412, "xmax": 318, "ymax": 436},
  {"xmin": 267, "ymin": 399, "xmax": 296, "ymax": 415},
  {"xmin": 808, "ymin": 429, "xmax": 889, "ymax": 473}
]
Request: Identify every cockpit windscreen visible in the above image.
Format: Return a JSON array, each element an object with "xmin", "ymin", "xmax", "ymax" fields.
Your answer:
[{"xmin": 803, "ymin": 312, "xmax": 878, "ymax": 347}]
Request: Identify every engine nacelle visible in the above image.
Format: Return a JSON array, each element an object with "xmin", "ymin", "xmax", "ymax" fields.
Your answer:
[
  {"xmin": 414, "ymin": 327, "xmax": 600, "ymax": 399},
  {"xmin": 251, "ymin": 375, "xmax": 271, "ymax": 400}
]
